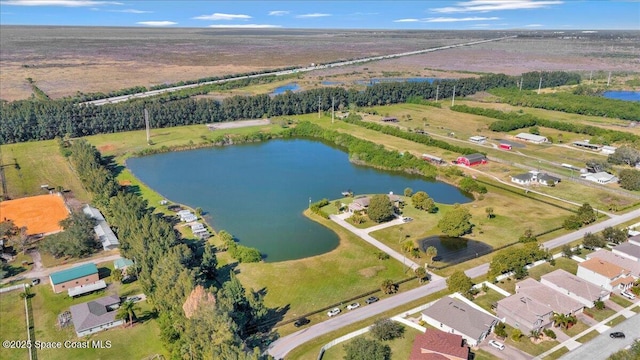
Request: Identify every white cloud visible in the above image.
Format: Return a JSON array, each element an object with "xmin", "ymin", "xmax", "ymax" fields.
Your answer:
[
  {"xmin": 208, "ymin": 24, "xmax": 281, "ymax": 28},
  {"xmin": 268, "ymin": 10, "xmax": 289, "ymax": 16},
  {"xmin": 525, "ymin": 23, "xmax": 544, "ymax": 27},
  {"xmin": 426, "ymin": 16, "xmax": 500, "ymax": 22},
  {"xmin": 430, "ymin": 0, "xmax": 563, "ymax": 14},
  {"xmin": 296, "ymin": 13, "xmax": 331, "ymax": 18},
  {"xmin": 137, "ymin": 21, "xmax": 176, "ymax": 26},
  {"xmin": 393, "ymin": 18, "xmax": 420, "ymax": 22},
  {"xmin": 109, "ymin": 8, "xmax": 151, "ymax": 13},
  {"xmin": 193, "ymin": 13, "xmax": 251, "ymax": 21},
  {"xmin": 0, "ymin": 0, "xmax": 121, "ymax": 6}
]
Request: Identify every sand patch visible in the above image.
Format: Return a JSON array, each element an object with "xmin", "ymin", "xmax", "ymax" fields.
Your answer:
[
  {"xmin": 358, "ymin": 265, "xmax": 386, "ymax": 278},
  {"xmin": 0, "ymin": 193, "xmax": 69, "ymax": 235}
]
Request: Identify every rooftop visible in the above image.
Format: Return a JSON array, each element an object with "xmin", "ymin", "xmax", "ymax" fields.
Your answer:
[
  {"xmin": 422, "ymin": 297, "xmax": 498, "ymax": 340},
  {"xmin": 541, "ymin": 269, "xmax": 608, "ymax": 302},
  {"xmin": 113, "ymin": 258, "xmax": 134, "ymax": 269},
  {"xmin": 497, "ymin": 293, "xmax": 554, "ymax": 325},
  {"xmin": 70, "ymin": 295, "xmax": 120, "ymax": 333},
  {"xmin": 515, "ymin": 133, "xmax": 547, "ymax": 142},
  {"xmin": 516, "ymin": 278, "xmax": 584, "ymax": 315},
  {"xmin": 461, "ymin": 153, "xmax": 487, "ymax": 162},
  {"xmin": 579, "ymin": 257, "xmax": 628, "ymax": 279},
  {"xmin": 50, "ymin": 263, "xmax": 98, "ymax": 285},
  {"xmin": 613, "ymin": 242, "xmax": 640, "ymax": 259},
  {"xmin": 589, "ymin": 249, "xmax": 640, "ymax": 277},
  {"xmin": 409, "ymin": 329, "xmax": 469, "ymax": 360}
]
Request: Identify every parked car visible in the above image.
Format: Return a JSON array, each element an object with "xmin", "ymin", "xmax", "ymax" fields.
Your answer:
[
  {"xmin": 402, "ymin": 217, "xmax": 413, "ymax": 223},
  {"xmin": 31, "ymin": 278, "xmax": 40, "ymax": 286},
  {"xmin": 293, "ymin": 318, "xmax": 310, "ymax": 327},
  {"xmin": 346, "ymin": 302, "xmax": 360, "ymax": 310},
  {"xmin": 327, "ymin": 308, "xmax": 341, "ymax": 317},
  {"xmin": 128, "ymin": 296, "xmax": 142, "ymax": 302},
  {"xmin": 610, "ymin": 332, "xmax": 626, "ymax": 339},
  {"xmin": 365, "ymin": 296, "xmax": 379, "ymax": 304},
  {"xmin": 489, "ymin": 340, "xmax": 505, "ymax": 350},
  {"xmin": 620, "ymin": 291, "xmax": 636, "ymax": 300}
]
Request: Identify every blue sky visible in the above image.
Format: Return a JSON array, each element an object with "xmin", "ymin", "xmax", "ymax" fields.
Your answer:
[{"xmin": 0, "ymin": 1, "xmax": 638, "ymax": 30}]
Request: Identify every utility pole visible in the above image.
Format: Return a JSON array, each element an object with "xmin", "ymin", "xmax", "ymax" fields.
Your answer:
[
  {"xmin": 589, "ymin": 70, "xmax": 593, "ymax": 84},
  {"xmin": 519, "ymin": 76, "xmax": 523, "ymax": 91},
  {"xmin": 607, "ymin": 71, "xmax": 611, "ymax": 86},
  {"xmin": 435, "ymin": 85, "xmax": 439, "ymax": 102},
  {"xmin": 537, "ymin": 76, "xmax": 542, "ymax": 95},
  {"xmin": 144, "ymin": 108, "xmax": 151, "ymax": 144},
  {"xmin": 318, "ymin": 95, "xmax": 321, "ymax": 118},
  {"xmin": 331, "ymin": 96, "xmax": 335, "ymax": 124},
  {"xmin": 451, "ymin": 85, "xmax": 456, "ymax": 106}
]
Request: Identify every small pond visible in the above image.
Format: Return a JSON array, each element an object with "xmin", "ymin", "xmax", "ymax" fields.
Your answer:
[
  {"xmin": 602, "ymin": 91, "xmax": 640, "ymax": 102},
  {"xmin": 418, "ymin": 235, "xmax": 493, "ymax": 265},
  {"xmin": 271, "ymin": 83, "xmax": 301, "ymax": 95}
]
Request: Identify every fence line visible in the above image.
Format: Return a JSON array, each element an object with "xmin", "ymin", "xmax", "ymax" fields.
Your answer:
[{"xmin": 0, "ymin": 283, "xmax": 26, "ymax": 293}]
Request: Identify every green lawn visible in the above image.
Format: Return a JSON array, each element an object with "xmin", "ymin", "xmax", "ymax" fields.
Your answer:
[
  {"xmin": 609, "ymin": 293, "xmax": 633, "ymax": 308},
  {"xmin": 577, "ymin": 330, "xmax": 599, "ymax": 343},
  {"xmin": 0, "ymin": 291, "xmax": 29, "ymax": 360},
  {"xmin": 564, "ymin": 320, "xmax": 590, "ymax": 337},
  {"xmin": 320, "ymin": 326, "xmax": 421, "ymax": 360},
  {"xmin": 473, "ymin": 349, "xmax": 501, "ymax": 360},
  {"xmin": 0, "ymin": 140, "xmax": 89, "ymax": 201},
  {"xmin": 472, "ymin": 288, "xmax": 505, "ymax": 313},
  {"xmin": 527, "ymin": 257, "xmax": 579, "ymax": 280},
  {"xmin": 605, "ymin": 316, "xmax": 626, "ymax": 327},
  {"xmin": 544, "ymin": 347, "xmax": 570, "ymax": 360},
  {"xmin": 583, "ymin": 307, "xmax": 617, "ymax": 322},
  {"xmin": 502, "ymin": 324, "xmax": 560, "ymax": 356}
]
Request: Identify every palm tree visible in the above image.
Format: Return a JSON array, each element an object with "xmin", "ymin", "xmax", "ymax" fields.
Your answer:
[
  {"xmin": 426, "ymin": 246, "xmax": 438, "ymax": 267},
  {"xmin": 414, "ymin": 267, "xmax": 427, "ymax": 284},
  {"xmin": 117, "ymin": 300, "xmax": 139, "ymax": 327}
]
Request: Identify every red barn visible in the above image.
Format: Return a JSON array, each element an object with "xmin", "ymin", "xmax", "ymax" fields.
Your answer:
[{"xmin": 456, "ymin": 153, "xmax": 487, "ymax": 166}]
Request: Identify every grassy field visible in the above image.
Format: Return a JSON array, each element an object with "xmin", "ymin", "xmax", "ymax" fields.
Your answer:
[
  {"xmin": 609, "ymin": 293, "xmax": 634, "ymax": 308},
  {"xmin": 320, "ymin": 326, "xmax": 421, "ymax": 360},
  {"xmin": 472, "ymin": 288, "xmax": 505, "ymax": 313},
  {"xmin": 583, "ymin": 307, "xmax": 617, "ymax": 322},
  {"xmin": 564, "ymin": 320, "xmax": 590, "ymax": 337},
  {"xmin": 0, "ymin": 140, "xmax": 89, "ymax": 201},
  {"xmin": 576, "ymin": 330, "xmax": 600, "ymax": 343},
  {"xmin": 527, "ymin": 258, "xmax": 579, "ymax": 280},
  {"xmin": 544, "ymin": 347, "xmax": 570, "ymax": 360},
  {"xmin": 0, "ymin": 291, "xmax": 29, "ymax": 360}
]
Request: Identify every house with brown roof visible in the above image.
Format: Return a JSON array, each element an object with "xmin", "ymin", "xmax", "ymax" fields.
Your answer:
[
  {"xmin": 421, "ymin": 296, "xmax": 499, "ymax": 347},
  {"xmin": 588, "ymin": 249, "xmax": 640, "ymax": 278},
  {"xmin": 577, "ymin": 257, "xmax": 634, "ymax": 292},
  {"xmin": 495, "ymin": 278, "xmax": 584, "ymax": 333},
  {"xmin": 69, "ymin": 295, "xmax": 123, "ymax": 337},
  {"xmin": 540, "ymin": 269, "xmax": 610, "ymax": 307},
  {"xmin": 409, "ymin": 329, "xmax": 470, "ymax": 360}
]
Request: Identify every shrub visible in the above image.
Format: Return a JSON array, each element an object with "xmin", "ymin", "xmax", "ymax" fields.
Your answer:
[
  {"xmin": 543, "ymin": 328, "xmax": 557, "ymax": 339},
  {"xmin": 370, "ymin": 319, "xmax": 405, "ymax": 341},
  {"xmin": 494, "ymin": 322, "xmax": 507, "ymax": 338}
]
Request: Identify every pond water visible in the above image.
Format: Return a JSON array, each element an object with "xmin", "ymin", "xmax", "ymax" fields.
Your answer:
[
  {"xmin": 602, "ymin": 91, "xmax": 640, "ymax": 102},
  {"xmin": 127, "ymin": 139, "xmax": 471, "ymax": 262},
  {"xmin": 355, "ymin": 78, "xmax": 440, "ymax": 86},
  {"xmin": 271, "ymin": 83, "xmax": 301, "ymax": 95},
  {"xmin": 418, "ymin": 235, "xmax": 492, "ymax": 265}
]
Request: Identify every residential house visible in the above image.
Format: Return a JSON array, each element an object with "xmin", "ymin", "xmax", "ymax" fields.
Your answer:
[
  {"xmin": 540, "ymin": 269, "xmax": 610, "ymax": 307},
  {"xmin": 190, "ymin": 222, "xmax": 210, "ymax": 239},
  {"xmin": 588, "ymin": 249, "xmax": 640, "ymax": 278},
  {"xmin": 409, "ymin": 329, "xmax": 470, "ymax": 360},
  {"xmin": 455, "ymin": 154, "xmax": 487, "ymax": 167},
  {"xmin": 69, "ymin": 295, "xmax": 124, "ymax": 337},
  {"xmin": 177, "ymin": 210, "xmax": 197, "ymax": 223},
  {"xmin": 515, "ymin": 133, "xmax": 548, "ymax": 144},
  {"xmin": 580, "ymin": 172, "xmax": 619, "ymax": 184},
  {"xmin": 348, "ymin": 193, "xmax": 403, "ymax": 213},
  {"xmin": 50, "ymin": 263, "xmax": 99, "ymax": 294},
  {"xmin": 496, "ymin": 278, "xmax": 584, "ymax": 333},
  {"xmin": 113, "ymin": 258, "xmax": 134, "ymax": 271},
  {"xmin": 510, "ymin": 170, "xmax": 561, "ymax": 186},
  {"xmin": 82, "ymin": 205, "xmax": 120, "ymax": 251},
  {"xmin": 421, "ymin": 296, "xmax": 499, "ymax": 347},
  {"xmin": 612, "ymin": 242, "xmax": 640, "ymax": 262},
  {"xmin": 577, "ymin": 257, "xmax": 634, "ymax": 292}
]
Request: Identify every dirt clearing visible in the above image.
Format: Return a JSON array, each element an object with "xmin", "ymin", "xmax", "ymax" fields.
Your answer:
[{"xmin": 0, "ymin": 193, "xmax": 69, "ymax": 235}]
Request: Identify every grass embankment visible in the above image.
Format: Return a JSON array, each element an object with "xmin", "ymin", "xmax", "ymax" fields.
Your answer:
[
  {"xmin": 320, "ymin": 326, "xmax": 421, "ymax": 360},
  {"xmin": 0, "ymin": 291, "xmax": 28, "ymax": 360},
  {"xmin": 0, "ymin": 140, "xmax": 89, "ymax": 201}
]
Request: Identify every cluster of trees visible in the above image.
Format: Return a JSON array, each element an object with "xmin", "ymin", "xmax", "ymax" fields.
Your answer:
[
  {"xmin": 563, "ymin": 203, "xmax": 597, "ymax": 230},
  {"xmin": 619, "ymin": 169, "xmax": 640, "ymax": 191},
  {"xmin": 1, "ymin": 71, "xmax": 581, "ymax": 144},
  {"xmin": 341, "ymin": 114, "xmax": 481, "ymax": 156},
  {"xmin": 489, "ymin": 88, "xmax": 640, "ymax": 121},
  {"xmin": 487, "ymin": 243, "xmax": 548, "ymax": 281},
  {"xmin": 437, "ymin": 204, "xmax": 473, "ymax": 237},
  {"xmin": 583, "ymin": 227, "xmax": 627, "ymax": 249},
  {"xmin": 0, "ymin": 220, "xmax": 28, "ymax": 255},
  {"xmin": 411, "ymin": 191, "xmax": 437, "ymax": 213},
  {"xmin": 65, "ymin": 139, "xmax": 273, "ymax": 359},
  {"xmin": 446, "ymin": 270, "xmax": 474, "ymax": 298},
  {"xmin": 458, "ymin": 177, "xmax": 487, "ymax": 195},
  {"xmin": 217, "ymin": 230, "xmax": 262, "ymax": 263},
  {"xmin": 452, "ymin": 105, "xmax": 640, "ymax": 145},
  {"xmin": 309, "ymin": 198, "xmax": 330, "ymax": 219},
  {"xmin": 40, "ymin": 212, "xmax": 98, "ymax": 258},
  {"xmin": 367, "ymin": 195, "xmax": 395, "ymax": 223},
  {"xmin": 608, "ymin": 340, "xmax": 640, "ymax": 360},
  {"xmin": 343, "ymin": 319, "xmax": 406, "ymax": 360}
]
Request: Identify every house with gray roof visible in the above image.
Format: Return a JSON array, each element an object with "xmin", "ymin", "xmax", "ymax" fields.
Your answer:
[
  {"xmin": 69, "ymin": 295, "xmax": 123, "ymax": 337},
  {"xmin": 511, "ymin": 170, "xmax": 561, "ymax": 186},
  {"xmin": 540, "ymin": 269, "xmax": 610, "ymax": 307},
  {"xmin": 515, "ymin": 133, "xmax": 548, "ymax": 144},
  {"xmin": 612, "ymin": 242, "xmax": 640, "ymax": 262},
  {"xmin": 83, "ymin": 205, "xmax": 120, "ymax": 251},
  {"xmin": 421, "ymin": 296, "xmax": 499, "ymax": 347},
  {"xmin": 580, "ymin": 172, "xmax": 619, "ymax": 185}
]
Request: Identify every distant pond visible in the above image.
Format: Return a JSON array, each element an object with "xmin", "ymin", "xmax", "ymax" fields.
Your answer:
[
  {"xmin": 603, "ymin": 91, "xmax": 640, "ymax": 102},
  {"xmin": 127, "ymin": 139, "xmax": 471, "ymax": 262},
  {"xmin": 418, "ymin": 235, "xmax": 492, "ymax": 265},
  {"xmin": 271, "ymin": 83, "xmax": 301, "ymax": 95}
]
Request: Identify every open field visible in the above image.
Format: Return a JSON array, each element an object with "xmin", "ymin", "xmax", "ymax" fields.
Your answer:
[
  {"xmin": 2, "ymin": 27, "xmax": 638, "ymax": 101},
  {"xmin": 0, "ymin": 290, "xmax": 28, "ymax": 360},
  {"xmin": 320, "ymin": 325, "xmax": 421, "ymax": 360},
  {"xmin": 0, "ymin": 194, "xmax": 69, "ymax": 235},
  {"xmin": 0, "ymin": 140, "xmax": 90, "ymax": 201}
]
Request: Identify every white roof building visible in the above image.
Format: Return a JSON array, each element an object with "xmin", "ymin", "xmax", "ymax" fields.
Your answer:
[
  {"xmin": 515, "ymin": 133, "xmax": 548, "ymax": 144},
  {"xmin": 580, "ymin": 172, "xmax": 619, "ymax": 184},
  {"xmin": 82, "ymin": 205, "xmax": 120, "ymax": 251}
]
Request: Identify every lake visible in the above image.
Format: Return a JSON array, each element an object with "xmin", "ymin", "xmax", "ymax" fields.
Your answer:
[
  {"xmin": 127, "ymin": 139, "xmax": 471, "ymax": 262},
  {"xmin": 603, "ymin": 91, "xmax": 640, "ymax": 102},
  {"xmin": 271, "ymin": 83, "xmax": 301, "ymax": 95},
  {"xmin": 418, "ymin": 235, "xmax": 492, "ymax": 265}
]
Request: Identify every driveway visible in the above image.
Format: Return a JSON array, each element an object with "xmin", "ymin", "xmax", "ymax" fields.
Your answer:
[{"xmin": 478, "ymin": 334, "xmax": 533, "ymax": 360}]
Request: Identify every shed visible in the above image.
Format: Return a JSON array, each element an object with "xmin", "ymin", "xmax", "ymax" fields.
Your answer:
[
  {"xmin": 50, "ymin": 263, "xmax": 99, "ymax": 294},
  {"xmin": 113, "ymin": 258, "xmax": 134, "ymax": 270},
  {"xmin": 515, "ymin": 133, "xmax": 548, "ymax": 144},
  {"xmin": 456, "ymin": 153, "xmax": 487, "ymax": 166}
]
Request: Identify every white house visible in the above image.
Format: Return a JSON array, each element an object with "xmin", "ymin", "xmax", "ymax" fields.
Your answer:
[
  {"xmin": 577, "ymin": 257, "xmax": 634, "ymax": 292},
  {"xmin": 540, "ymin": 269, "xmax": 610, "ymax": 307},
  {"xmin": 515, "ymin": 133, "xmax": 548, "ymax": 144},
  {"xmin": 580, "ymin": 172, "xmax": 619, "ymax": 184},
  {"xmin": 511, "ymin": 170, "xmax": 561, "ymax": 186}
]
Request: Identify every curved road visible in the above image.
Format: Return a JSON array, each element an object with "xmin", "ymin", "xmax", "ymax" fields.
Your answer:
[
  {"xmin": 267, "ymin": 207, "xmax": 640, "ymax": 359},
  {"xmin": 81, "ymin": 36, "xmax": 516, "ymax": 106}
]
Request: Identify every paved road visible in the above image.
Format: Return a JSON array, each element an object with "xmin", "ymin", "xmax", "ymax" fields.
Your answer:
[
  {"xmin": 81, "ymin": 36, "xmax": 515, "ymax": 106},
  {"xmin": 555, "ymin": 313, "xmax": 640, "ymax": 360},
  {"xmin": 330, "ymin": 214, "xmax": 421, "ymax": 271},
  {"xmin": 268, "ymin": 209, "xmax": 640, "ymax": 359},
  {"xmin": 267, "ymin": 279, "xmax": 447, "ymax": 359}
]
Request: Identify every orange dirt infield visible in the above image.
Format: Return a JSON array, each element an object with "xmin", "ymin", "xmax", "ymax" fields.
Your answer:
[{"xmin": 0, "ymin": 194, "xmax": 70, "ymax": 235}]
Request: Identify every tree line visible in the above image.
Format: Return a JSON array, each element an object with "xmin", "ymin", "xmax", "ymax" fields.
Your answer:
[
  {"xmin": 65, "ymin": 139, "xmax": 273, "ymax": 359},
  {"xmin": 489, "ymin": 88, "xmax": 640, "ymax": 121},
  {"xmin": 451, "ymin": 105, "xmax": 640, "ymax": 145},
  {"xmin": 0, "ymin": 71, "xmax": 581, "ymax": 144}
]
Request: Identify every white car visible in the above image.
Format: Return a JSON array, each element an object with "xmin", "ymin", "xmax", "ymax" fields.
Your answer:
[
  {"xmin": 327, "ymin": 308, "xmax": 341, "ymax": 317},
  {"xmin": 621, "ymin": 291, "xmax": 636, "ymax": 300},
  {"xmin": 346, "ymin": 302, "xmax": 360, "ymax": 310},
  {"xmin": 489, "ymin": 340, "xmax": 505, "ymax": 351}
]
